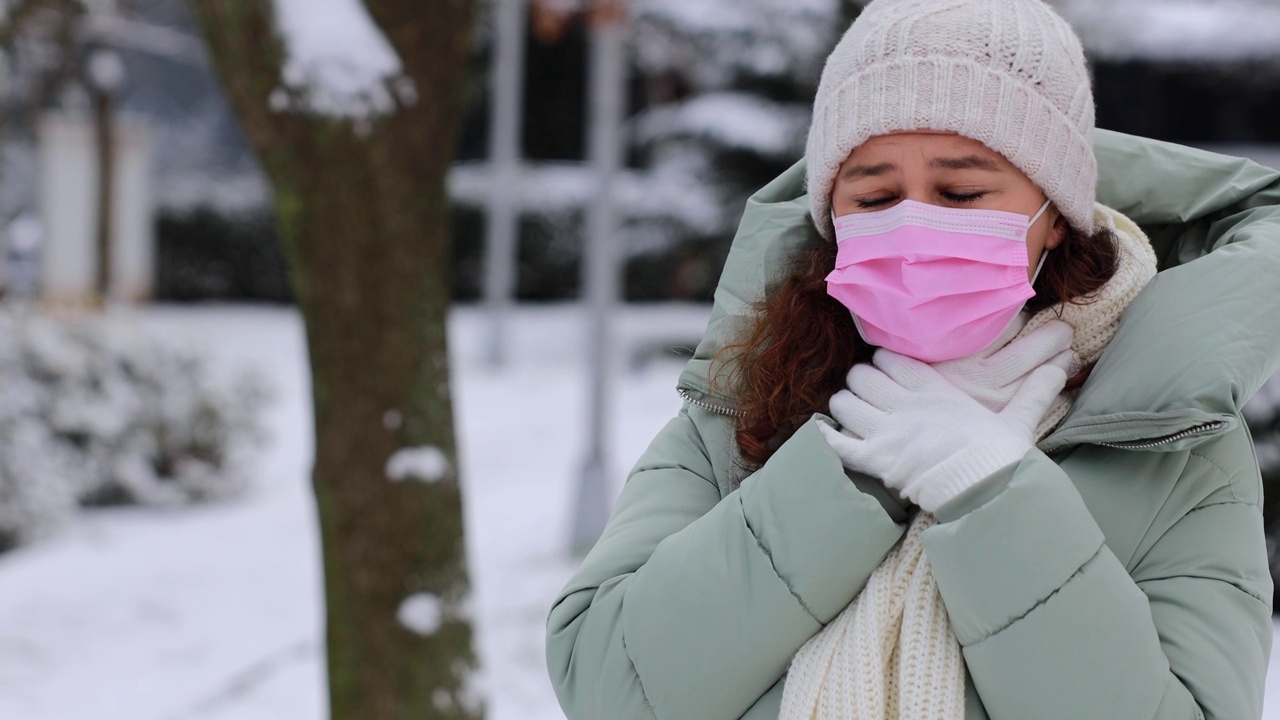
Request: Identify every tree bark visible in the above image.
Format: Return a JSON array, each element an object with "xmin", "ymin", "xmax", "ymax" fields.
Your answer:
[{"xmin": 191, "ymin": 2, "xmax": 480, "ymax": 718}]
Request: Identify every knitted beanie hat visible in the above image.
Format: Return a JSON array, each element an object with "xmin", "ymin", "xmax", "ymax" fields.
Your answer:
[{"xmin": 806, "ymin": 0, "xmax": 1097, "ymax": 240}]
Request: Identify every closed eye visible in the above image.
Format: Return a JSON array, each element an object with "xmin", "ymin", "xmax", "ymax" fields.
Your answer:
[
  {"xmin": 942, "ymin": 191, "xmax": 986, "ymax": 203},
  {"xmin": 856, "ymin": 195, "xmax": 898, "ymax": 209}
]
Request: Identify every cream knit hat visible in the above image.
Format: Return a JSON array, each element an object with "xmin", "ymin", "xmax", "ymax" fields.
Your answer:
[{"xmin": 806, "ymin": 0, "xmax": 1097, "ymax": 240}]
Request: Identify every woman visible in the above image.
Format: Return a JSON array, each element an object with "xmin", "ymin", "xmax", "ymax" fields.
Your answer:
[{"xmin": 547, "ymin": 0, "xmax": 1280, "ymax": 718}]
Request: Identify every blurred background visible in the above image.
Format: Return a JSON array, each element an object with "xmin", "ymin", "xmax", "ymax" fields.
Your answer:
[{"xmin": 0, "ymin": 0, "xmax": 1278, "ymax": 718}]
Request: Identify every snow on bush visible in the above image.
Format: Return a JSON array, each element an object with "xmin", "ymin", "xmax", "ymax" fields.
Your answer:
[
  {"xmin": 633, "ymin": 91, "xmax": 811, "ymax": 161},
  {"xmin": 0, "ymin": 307, "xmax": 269, "ymax": 551},
  {"xmin": 633, "ymin": 0, "xmax": 838, "ymax": 91},
  {"xmin": 1054, "ymin": 0, "xmax": 1280, "ymax": 62},
  {"xmin": 619, "ymin": 0, "xmax": 844, "ymax": 254}
]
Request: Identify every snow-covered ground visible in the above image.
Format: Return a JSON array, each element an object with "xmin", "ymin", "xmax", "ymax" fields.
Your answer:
[
  {"xmin": 0, "ymin": 303, "xmax": 708, "ymax": 720},
  {"xmin": 0, "ymin": 303, "xmax": 1279, "ymax": 719}
]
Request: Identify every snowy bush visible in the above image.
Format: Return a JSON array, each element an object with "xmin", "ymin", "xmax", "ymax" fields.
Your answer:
[
  {"xmin": 618, "ymin": 0, "xmax": 850, "ymax": 262},
  {"xmin": 632, "ymin": 0, "xmax": 839, "ymax": 93},
  {"xmin": 0, "ymin": 307, "xmax": 269, "ymax": 551}
]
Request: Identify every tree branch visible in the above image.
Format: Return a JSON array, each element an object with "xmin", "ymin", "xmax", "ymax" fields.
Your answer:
[
  {"xmin": 188, "ymin": 0, "xmax": 292, "ymax": 157},
  {"xmin": 363, "ymin": 0, "xmax": 476, "ymax": 94},
  {"xmin": 0, "ymin": 0, "xmax": 81, "ymax": 51},
  {"xmin": 362, "ymin": 0, "xmax": 477, "ymax": 171}
]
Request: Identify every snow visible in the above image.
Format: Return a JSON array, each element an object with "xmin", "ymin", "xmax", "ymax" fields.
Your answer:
[
  {"xmin": 0, "ymin": 303, "xmax": 709, "ymax": 719},
  {"xmin": 0, "ymin": 307, "xmax": 264, "ymax": 550},
  {"xmin": 448, "ymin": 161, "xmax": 725, "ymax": 240},
  {"xmin": 632, "ymin": 0, "xmax": 1280, "ymax": 67},
  {"xmin": 449, "ymin": 162, "xmax": 633, "ymax": 215},
  {"xmin": 0, "ymin": 307, "xmax": 321, "ymax": 720},
  {"xmin": 271, "ymin": 0, "xmax": 405, "ymax": 118},
  {"xmin": 1055, "ymin": 0, "xmax": 1280, "ymax": 61},
  {"xmin": 0, "ymin": 302, "xmax": 1279, "ymax": 719},
  {"xmin": 397, "ymin": 593, "xmax": 444, "ymax": 636},
  {"xmin": 386, "ymin": 446, "xmax": 450, "ymax": 484},
  {"xmin": 633, "ymin": 0, "xmax": 838, "ymax": 90},
  {"xmin": 157, "ymin": 172, "xmax": 273, "ymax": 216},
  {"xmin": 635, "ymin": 91, "xmax": 810, "ymax": 160},
  {"xmin": 636, "ymin": 0, "xmax": 836, "ymax": 41}
]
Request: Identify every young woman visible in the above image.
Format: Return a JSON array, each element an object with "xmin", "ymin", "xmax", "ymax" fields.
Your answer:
[{"xmin": 547, "ymin": 0, "xmax": 1280, "ymax": 718}]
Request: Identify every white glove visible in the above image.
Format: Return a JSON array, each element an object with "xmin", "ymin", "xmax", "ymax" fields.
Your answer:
[
  {"xmin": 818, "ymin": 348, "xmax": 1067, "ymax": 513},
  {"xmin": 931, "ymin": 317, "xmax": 1075, "ymax": 414}
]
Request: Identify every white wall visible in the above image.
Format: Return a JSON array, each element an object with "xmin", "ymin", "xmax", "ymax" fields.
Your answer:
[{"xmin": 36, "ymin": 112, "xmax": 154, "ymax": 304}]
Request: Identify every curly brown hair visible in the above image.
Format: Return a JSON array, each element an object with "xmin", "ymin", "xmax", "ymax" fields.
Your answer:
[{"xmin": 711, "ymin": 221, "xmax": 1120, "ymax": 471}]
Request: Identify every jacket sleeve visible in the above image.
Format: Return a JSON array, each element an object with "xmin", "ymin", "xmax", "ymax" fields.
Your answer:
[
  {"xmin": 546, "ymin": 408, "xmax": 907, "ymax": 720},
  {"xmin": 923, "ymin": 434, "xmax": 1272, "ymax": 720}
]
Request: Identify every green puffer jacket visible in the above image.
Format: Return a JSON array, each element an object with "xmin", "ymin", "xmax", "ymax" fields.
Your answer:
[{"xmin": 546, "ymin": 130, "xmax": 1280, "ymax": 720}]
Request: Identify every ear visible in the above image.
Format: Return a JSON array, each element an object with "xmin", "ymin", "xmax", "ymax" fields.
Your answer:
[{"xmin": 1045, "ymin": 211, "xmax": 1069, "ymax": 251}]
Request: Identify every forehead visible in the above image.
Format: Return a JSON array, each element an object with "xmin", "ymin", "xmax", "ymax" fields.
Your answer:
[{"xmin": 842, "ymin": 132, "xmax": 1010, "ymax": 167}]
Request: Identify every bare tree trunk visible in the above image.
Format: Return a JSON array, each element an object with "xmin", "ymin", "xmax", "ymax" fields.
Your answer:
[{"xmin": 191, "ymin": 2, "xmax": 481, "ymax": 718}]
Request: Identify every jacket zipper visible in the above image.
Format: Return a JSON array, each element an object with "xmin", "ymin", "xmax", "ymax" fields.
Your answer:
[
  {"xmin": 676, "ymin": 386, "xmax": 746, "ymax": 418},
  {"xmin": 679, "ymin": 387, "xmax": 1227, "ymax": 450},
  {"xmin": 1091, "ymin": 421, "xmax": 1227, "ymax": 450}
]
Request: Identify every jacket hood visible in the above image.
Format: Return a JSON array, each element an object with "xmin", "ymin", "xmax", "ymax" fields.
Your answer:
[{"xmin": 677, "ymin": 130, "xmax": 1280, "ymax": 452}]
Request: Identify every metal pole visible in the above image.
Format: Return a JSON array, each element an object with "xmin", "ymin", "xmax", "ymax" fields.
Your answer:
[
  {"xmin": 484, "ymin": 0, "xmax": 527, "ymax": 367},
  {"xmin": 87, "ymin": 49, "xmax": 125, "ymax": 305},
  {"xmin": 0, "ymin": 54, "xmax": 11, "ymax": 299},
  {"xmin": 571, "ymin": 4, "xmax": 627, "ymax": 556},
  {"xmin": 92, "ymin": 89, "xmax": 115, "ymax": 303}
]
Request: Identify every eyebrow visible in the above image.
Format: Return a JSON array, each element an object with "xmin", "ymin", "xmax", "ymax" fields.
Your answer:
[
  {"xmin": 929, "ymin": 155, "xmax": 1002, "ymax": 171},
  {"xmin": 839, "ymin": 162, "xmax": 897, "ymax": 180},
  {"xmin": 838, "ymin": 154, "xmax": 1002, "ymax": 181}
]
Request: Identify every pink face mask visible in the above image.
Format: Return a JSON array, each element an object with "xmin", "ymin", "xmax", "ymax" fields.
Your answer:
[{"xmin": 825, "ymin": 198, "xmax": 1051, "ymax": 362}]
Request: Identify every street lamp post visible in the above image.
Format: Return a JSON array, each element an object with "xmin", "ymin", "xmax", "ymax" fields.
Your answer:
[
  {"xmin": 571, "ymin": 0, "xmax": 627, "ymax": 555},
  {"xmin": 85, "ymin": 48, "xmax": 125, "ymax": 305},
  {"xmin": 484, "ymin": 0, "xmax": 528, "ymax": 367}
]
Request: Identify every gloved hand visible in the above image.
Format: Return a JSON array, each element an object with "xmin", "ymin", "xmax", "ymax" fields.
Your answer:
[
  {"xmin": 817, "ymin": 348, "xmax": 1067, "ymax": 513},
  {"xmin": 931, "ymin": 317, "xmax": 1075, "ymax": 413}
]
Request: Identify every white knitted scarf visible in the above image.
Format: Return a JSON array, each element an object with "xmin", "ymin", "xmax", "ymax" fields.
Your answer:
[{"xmin": 779, "ymin": 204, "xmax": 1158, "ymax": 720}]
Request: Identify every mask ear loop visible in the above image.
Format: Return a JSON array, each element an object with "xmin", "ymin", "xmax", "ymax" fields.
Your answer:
[
  {"xmin": 1028, "ymin": 199, "xmax": 1054, "ymax": 284},
  {"xmin": 1030, "ymin": 248, "xmax": 1050, "ymax": 284},
  {"xmin": 1029, "ymin": 197, "xmax": 1049, "ymax": 225},
  {"xmin": 1028, "ymin": 198, "xmax": 1052, "ymax": 227}
]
